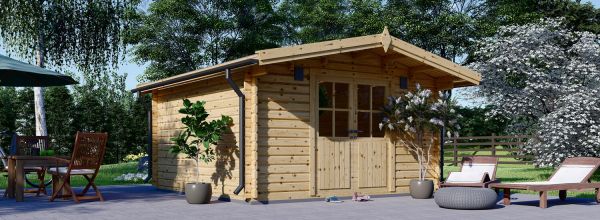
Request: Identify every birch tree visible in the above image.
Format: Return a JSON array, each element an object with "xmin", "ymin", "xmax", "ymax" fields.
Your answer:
[{"xmin": 0, "ymin": 0, "xmax": 135, "ymax": 135}]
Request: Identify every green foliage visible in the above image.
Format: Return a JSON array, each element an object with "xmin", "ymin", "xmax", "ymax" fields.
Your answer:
[
  {"xmin": 0, "ymin": 88, "xmax": 17, "ymax": 148},
  {"xmin": 127, "ymin": 0, "xmax": 282, "ymax": 82},
  {"xmin": 123, "ymin": 152, "xmax": 148, "ymax": 162},
  {"xmin": 0, "ymin": 0, "xmax": 137, "ymax": 72},
  {"xmin": 15, "ymin": 88, "xmax": 35, "ymax": 136},
  {"xmin": 0, "ymin": 72, "xmax": 149, "ymax": 164},
  {"xmin": 128, "ymin": 0, "xmax": 600, "ymax": 83},
  {"xmin": 481, "ymin": 0, "xmax": 600, "ymax": 34},
  {"xmin": 70, "ymin": 71, "xmax": 149, "ymax": 163},
  {"xmin": 386, "ymin": 0, "xmax": 480, "ymax": 61},
  {"xmin": 169, "ymin": 99, "xmax": 232, "ymax": 165},
  {"xmin": 0, "ymin": 162, "xmax": 141, "ymax": 189},
  {"xmin": 279, "ymin": 0, "xmax": 351, "ymax": 43},
  {"xmin": 456, "ymin": 105, "xmax": 509, "ymax": 136},
  {"xmin": 0, "ymin": 1, "xmax": 142, "ymax": 160},
  {"xmin": 45, "ymin": 86, "xmax": 75, "ymax": 154}
]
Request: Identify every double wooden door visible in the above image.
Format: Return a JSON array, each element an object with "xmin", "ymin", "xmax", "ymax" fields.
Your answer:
[{"xmin": 315, "ymin": 75, "xmax": 390, "ymax": 195}]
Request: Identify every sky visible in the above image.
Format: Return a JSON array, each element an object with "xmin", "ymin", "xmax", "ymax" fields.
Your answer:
[{"xmin": 1, "ymin": 0, "xmax": 599, "ymax": 106}]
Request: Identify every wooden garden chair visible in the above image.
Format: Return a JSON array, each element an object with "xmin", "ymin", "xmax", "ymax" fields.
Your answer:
[
  {"xmin": 1, "ymin": 146, "xmax": 9, "ymax": 197},
  {"xmin": 490, "ymin": 157, "xmax": 600, "ymax": 208},
  {"xmin": 440, "ymin": 156, "xmax": 499, "ymax": 188},
  {"xmin": 49, "ymin": 132, "xmax": 108, "ymax": 203},
  {"xmin": 13, "ymin": 136, "xmax": 50, "ymax": 196}
]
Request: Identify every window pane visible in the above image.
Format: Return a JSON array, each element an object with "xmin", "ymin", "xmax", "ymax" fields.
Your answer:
[
  {"xmin": 319, "ymin": 82, "xmax": 333, "ymax": 108},
  {"xmin": 334, "ymin": 83, "xmax": 349, "ymax": 109},
  {"xmin": 319, "ymin": 110, "xmax": 333, "ymax": 137},
  {"xmin": 372, "ymin": 112, "xmax": 385, "ymax": 137},
  {"xmin": 357, "ymin": 112, "xmax": 370, "ymax": 137},
  {"xmin": 357, "ymin": 84, "xmax": 370, "ymax": 110},
  {"xmin": 372, "ymin": 86, "xmax": 385, "ymax": 111},
  {"xmin": 334, "ymin": 111, "xmax": 349, "ymax": 137}
]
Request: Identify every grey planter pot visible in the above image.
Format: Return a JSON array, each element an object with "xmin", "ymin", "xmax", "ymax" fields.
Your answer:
[
  {"xmin": 409, "ymin": 179, "xmax": 433, "ymax": 199},
  {"xmin": 185, "ymin": 183, "xmax": 212, "ymax": 204}
]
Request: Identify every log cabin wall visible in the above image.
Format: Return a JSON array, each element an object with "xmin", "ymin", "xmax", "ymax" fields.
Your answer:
[
  {"xmin": 255, "ymin": 51, "xmax": 443, "ymax": 202},
  {"xmin": 151, "ymin": 73, "xmax": 249, "ymax": 201},
  {"xmin": 255, "ymin": 64, "xmax": 312, "ymax": 201}
]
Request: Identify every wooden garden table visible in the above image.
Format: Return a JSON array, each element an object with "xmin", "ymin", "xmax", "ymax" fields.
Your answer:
[{"xmin": 6, "ymin": 155, "xmax": 69, "ymax": 202}]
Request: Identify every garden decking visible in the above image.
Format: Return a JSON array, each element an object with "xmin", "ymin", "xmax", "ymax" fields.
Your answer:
[{"xmin": 1, "ymin": 184, "xmax": 600, "ymax": 220}]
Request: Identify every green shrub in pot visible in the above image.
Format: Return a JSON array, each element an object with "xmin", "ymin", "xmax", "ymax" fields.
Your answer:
[{"xmin": 169, "ymin": 99, "xmax": 232, "ymax": 204}]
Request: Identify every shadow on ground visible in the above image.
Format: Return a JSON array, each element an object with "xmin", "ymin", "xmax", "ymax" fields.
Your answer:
[
  {"xmin": 1, "ymin": 185, "xmax": 599, "ymax": 220},
  {"xmin": 0, "ymin": 184, "xmax": 189, "ymax": 215}
]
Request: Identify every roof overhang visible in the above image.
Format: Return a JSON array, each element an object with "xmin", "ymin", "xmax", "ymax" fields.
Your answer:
[
  {"xmin": 255, "ymin": 27, "xmax": 481, "ymax": 86},
  {"xmin": 133, "ymin": 28, "xmax": 481, "ymax": 93},
  {"xmin": 131, "ymin": 55, "xmax": 258, "ymax": 93}
]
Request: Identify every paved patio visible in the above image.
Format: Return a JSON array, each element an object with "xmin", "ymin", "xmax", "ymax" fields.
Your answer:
[{"xmin": 1, "ymin": 185, "xmax": 599, "ymax": 220}]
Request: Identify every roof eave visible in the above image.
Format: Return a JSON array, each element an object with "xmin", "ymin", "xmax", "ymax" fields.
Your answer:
[
  {"xmin": 388, "ymin": 37, "xmax": 481, "ymax": 86},
  {"xmin": 131, "ymin": 55, "xmax": 259, "ymax": 94}
]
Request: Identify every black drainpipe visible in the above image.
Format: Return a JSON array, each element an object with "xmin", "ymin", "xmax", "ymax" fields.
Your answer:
[
  {"xmin": 226, "ymin": 68, "xmax": 245, "ymax": 195},
  {"xmin": 439, "ymin": 89, "xmax": 452, "ymax": 182},
  {"xmin": 439, "ymin": 126, "xmax": 445, "ymax": 182},
  {"xmin": 144, "ymin": 95, "xmax": 153, "ymax": 183}
]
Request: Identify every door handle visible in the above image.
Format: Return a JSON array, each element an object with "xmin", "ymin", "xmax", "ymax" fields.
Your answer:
[{"xmin": 348, "ymin": 130, "xmax": 363, "ymax": 139}]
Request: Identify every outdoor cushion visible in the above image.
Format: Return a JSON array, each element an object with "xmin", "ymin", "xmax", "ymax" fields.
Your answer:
[
  {"xmin": 446, "ymin": 172, "xmax": 488, "ymax": 183},
  {"xmin": 48, "ymin": 167, "xmax": 95, "ymax": 175},
  {"xmin": 549, "ymin": 165, "xmax": 596, "ymax": 183},
  {"xmin": 501, "ymin": 181, "xmax": 551, "ymax": 185},
  {"xmin": 434, "ymin": 187, "xmax": 498, "ymax": 210},
  {"xmin": 460, "ymin": 163, "xmax": 496, "ymax": 178},
  {"xmin": 495, "ymin": 165, "xmax": 597, "ymax": 186}
]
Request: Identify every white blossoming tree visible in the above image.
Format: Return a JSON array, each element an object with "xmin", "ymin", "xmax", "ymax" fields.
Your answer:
[
  {"xmin": 380, "ymin": 84, "xmax": 461, "ymax": 181},
  {"xmin": 470, "ymin": 18, "xmax": 600, "ymax": 166}
]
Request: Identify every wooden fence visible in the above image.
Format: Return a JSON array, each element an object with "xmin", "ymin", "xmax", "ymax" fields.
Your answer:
[{"xmin": 443, "ymin": 134, "xmax": 534, "ymax": 165}]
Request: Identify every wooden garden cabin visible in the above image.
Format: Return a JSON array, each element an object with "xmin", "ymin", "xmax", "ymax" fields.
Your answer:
[{"xmin": 132, "ymin": 28, "xmax": 481, "ymax": 203}]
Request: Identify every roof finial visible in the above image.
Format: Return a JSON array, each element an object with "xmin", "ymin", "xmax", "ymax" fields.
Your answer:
[{"xmin": 381, "ymin": 26, "xmax": 392, "ymax": 53}]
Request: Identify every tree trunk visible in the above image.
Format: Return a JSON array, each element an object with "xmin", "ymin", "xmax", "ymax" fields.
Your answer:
[
  {"xmin": 34, "ymin": 87, "xmax": 47, "ymax": 136},
  {"xmin": 34, "ymin": 36, "xmax": 47, "ymax": 136}
]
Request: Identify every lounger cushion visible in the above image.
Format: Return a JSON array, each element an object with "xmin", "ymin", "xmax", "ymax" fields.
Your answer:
[
  {"xmin": 434, "ymin": 187, "xmax": 498, "ymax": 210},
  {"xmin": 48, "ymin": 167, "xmax": 95, "ymax": 175},
  {"xmin": 549, "ymin": 165, "xmax": 595, "ymax": 183},
  {"xmin": 460, "ymin": 163, "xmax": 496, "ymax": 178},
  {"xmin": 446, "ymin": 172, "xmax": 488, "ymax": 183},
  {"xmin": 502, "ymin": 181, "xmax": 550, "ymax": 185}
]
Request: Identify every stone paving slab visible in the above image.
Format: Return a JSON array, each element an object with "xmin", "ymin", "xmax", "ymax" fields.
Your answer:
[{"xmin": 1, "ymin": 185, "xmax": 599, "ymax": 220}]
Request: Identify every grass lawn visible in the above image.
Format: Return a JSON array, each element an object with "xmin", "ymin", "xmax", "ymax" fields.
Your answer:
[{"xmin": 0, "ymin": 162, "xmax": 143, "ymax": 189}]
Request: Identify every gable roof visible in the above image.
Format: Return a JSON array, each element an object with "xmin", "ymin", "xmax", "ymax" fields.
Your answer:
[
  {"xmin": 133, "ymin": 28, "xmax": 480, "ymax": 93},
  {"xmin": 256, "ymin": 27, "xmax": 480, "ymax": 84}
]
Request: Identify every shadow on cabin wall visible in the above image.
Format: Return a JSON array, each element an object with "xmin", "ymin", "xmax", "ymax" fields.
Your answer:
[{"xmin": 211, "ymin": 127, "xmax": 239, "ymax": 201}]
